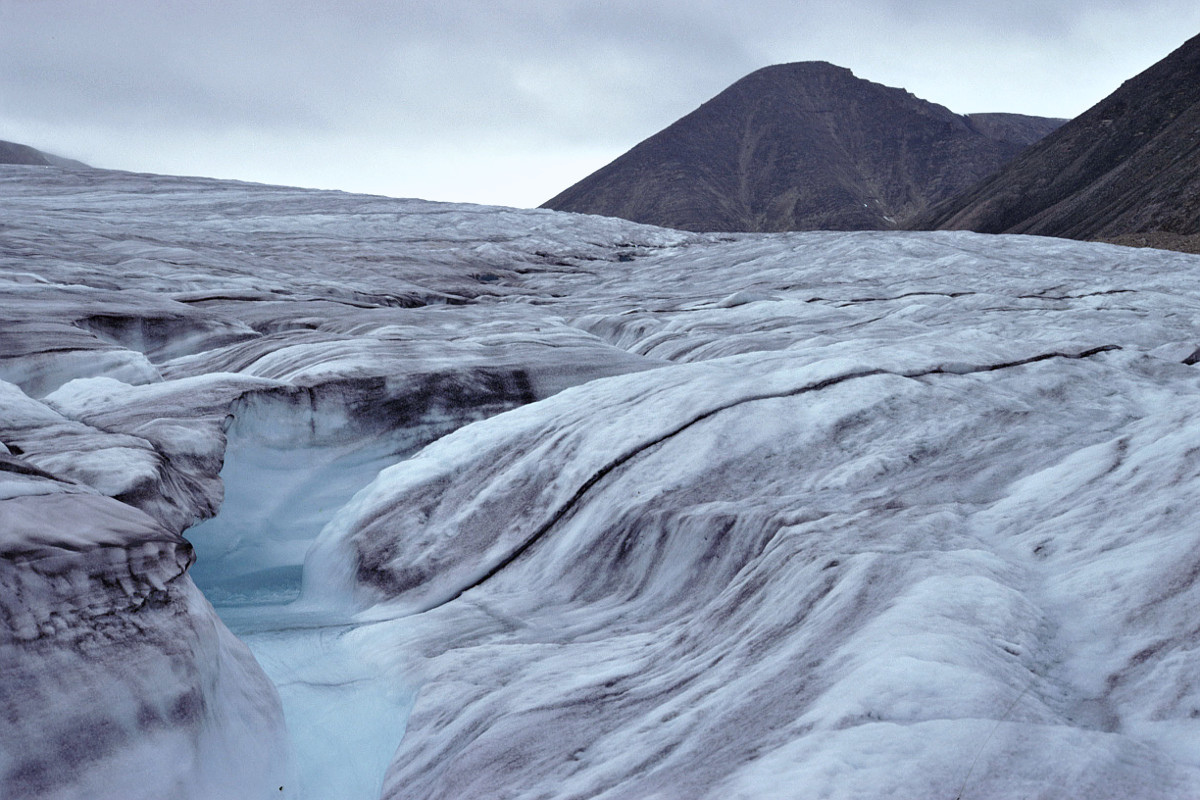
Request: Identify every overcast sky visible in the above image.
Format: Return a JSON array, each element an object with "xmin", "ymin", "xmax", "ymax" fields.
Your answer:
[{"xmin": 2, "ymin": 1, "xmax": 1198, "ymax": 208}]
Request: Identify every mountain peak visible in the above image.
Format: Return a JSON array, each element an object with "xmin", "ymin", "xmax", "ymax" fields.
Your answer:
[
  {"xmin": 542, "ymin": 64, "xmax": 1062, "ymax": 232},
  {"xmin": 714, "ymin": 62, "xmax": 881, "ymax": 104},
  {"xmin": 745, "ymin": 61, "xmax": 855, "ymax": 78}
]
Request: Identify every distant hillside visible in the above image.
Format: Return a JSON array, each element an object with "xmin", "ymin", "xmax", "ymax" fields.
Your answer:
[
  {"xmin": 0, "ymin": 140, "xmax": 89, "ymax": 169},
  {"xmin": 965, "ymin": 113, "xmax": 1069, "ymax": 147},
  {"xmin": 542, "ymin": 63, "xmax": 1063, "ymax": 233},
  {"xmin": 920, "ymin": 32, "xmax": 1200, "ymax": 240}
]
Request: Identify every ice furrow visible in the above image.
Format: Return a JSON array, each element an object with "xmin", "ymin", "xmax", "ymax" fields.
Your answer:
[{"xmin": 411, "ymin": 345, "xmax": 1123, "ymax": 614}]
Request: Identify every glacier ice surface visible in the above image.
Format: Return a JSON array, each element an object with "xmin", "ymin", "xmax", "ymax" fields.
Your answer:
[{"xmin": 5, "ymin": 165, "xmax": 1200, "ymax": 798}]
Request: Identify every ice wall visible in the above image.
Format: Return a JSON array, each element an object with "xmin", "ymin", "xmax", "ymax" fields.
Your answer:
[{"xmin": 0, "ymin": 488, "xmax": 288, "ymax": 800}]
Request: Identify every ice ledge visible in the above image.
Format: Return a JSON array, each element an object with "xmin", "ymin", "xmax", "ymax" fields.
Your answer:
[
  {"xmin": 0, "ymin": 493, "xmax": 288, "ymax": 800},
  {"xmin": 0, "ymin": 492, "xmax": 183, "ymax": 556}
]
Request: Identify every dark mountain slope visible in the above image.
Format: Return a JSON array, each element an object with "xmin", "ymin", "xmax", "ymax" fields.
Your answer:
[
  {"xmin": 920, "ymin": 32, "xmax": 1200, "ymax": 239},
  {"xmin": 542, "ymin": 63, "xmax": 1063, "ymax": 233},
  {"xmin": 0, "ymin": 140, "xmax": 89, "ymax": 169},
  {"xmin": 965, "ymin": 114, "xmax": 1067, "ymax": 147}
]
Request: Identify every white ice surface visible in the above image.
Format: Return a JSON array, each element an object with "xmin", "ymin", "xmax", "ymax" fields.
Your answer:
[
  {"xmin": 321, "ymin": 348, "xmax": 1200, "ymax": 799},
  {"xmin": 6, "ymin": 166, "xmax": 1200, "ymax": 798}
]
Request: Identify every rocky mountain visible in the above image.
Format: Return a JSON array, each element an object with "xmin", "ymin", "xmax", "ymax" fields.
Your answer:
[
  {"xmin": 964, "ymin": 112, "xmax": 1070, "ymax": 147},
  {"xmin": 0, "ymin": 139, "xmax": 89, "ymax": 169},
  {"xmin": 920, "ymin": 32, "xmax": 1200, "ymax": 240},
  {"xmin": 541, "ymin": 63, "xmax": 1063, "ymax": 232}
]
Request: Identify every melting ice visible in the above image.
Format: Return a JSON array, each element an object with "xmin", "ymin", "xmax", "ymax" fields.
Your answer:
[{"xmin": 5, "ymin": 166, "xmax": 1200, "ymax": 798}]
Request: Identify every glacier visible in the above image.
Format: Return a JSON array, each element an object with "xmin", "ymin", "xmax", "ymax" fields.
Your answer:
[{"xmin": 4, "ymin": 165, "xmax": 1200, "ymax": 798}]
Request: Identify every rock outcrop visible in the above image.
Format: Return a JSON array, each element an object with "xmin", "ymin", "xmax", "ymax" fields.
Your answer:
[{"xmin": 542, "ymin": 63, "xmax": 1063, "ymax": 232}]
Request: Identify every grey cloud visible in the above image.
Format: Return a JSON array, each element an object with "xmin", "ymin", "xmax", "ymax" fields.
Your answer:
[{"xmin": 2, "ymin": 0, "xmax": 1199, "ymax": 205}]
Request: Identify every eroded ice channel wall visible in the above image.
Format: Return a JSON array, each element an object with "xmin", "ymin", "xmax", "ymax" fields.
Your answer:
[
  {"xmin": 188, "ymin": 375, "xmax": 538, "ymax": 604},
  {"xmin": 0, "ymin": 358, "xmax": 603, "ymax": 799},
  {"xmin": 0, "ymin": 166, "xmax": 680, "ymax": 799},
  {"xmin": 185, "ymin": 375, "xmax": 545, "ymax": 800},
  {"xmin": 0, "ymin": 455, "xmax": 290, "ymax": 800}
]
